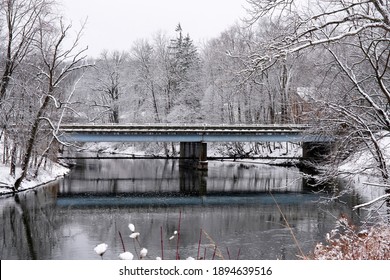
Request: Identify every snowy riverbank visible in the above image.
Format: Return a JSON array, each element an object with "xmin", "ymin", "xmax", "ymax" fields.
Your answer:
[
  {"xmin": 324, "ymin": 133, "xmax": 390, "ymax": 218},
  {"xmin": 0, "ymin": 162, "xmax": 69, "ymax": 195}
]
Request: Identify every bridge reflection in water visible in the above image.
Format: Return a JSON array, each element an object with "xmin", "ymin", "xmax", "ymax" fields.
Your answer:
[{"xmin": 59, "ymin": 158, "xmax": 306, "ymax": 201}]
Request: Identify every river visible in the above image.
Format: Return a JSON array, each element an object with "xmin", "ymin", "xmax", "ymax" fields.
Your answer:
[{"xmin": 0, "ymin": 158, "xmax": 368, "ymax": 260}]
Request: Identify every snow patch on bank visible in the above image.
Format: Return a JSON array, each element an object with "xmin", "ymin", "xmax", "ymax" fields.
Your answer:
[
  {"xmin": 339, "ymin": 132, "xmax": 390, "ymax": 176},
  {"xmin": 0, "ymin": 138, "xmax": 69, "ymax": 195},
  {"xmin": 336, "ymin": 133, "xmax": 390, "ymax": 213},
  {"xmin": 79, "ymin": 142, "xmax": 148, "ymax": 156},
  {"xmin": 0, "ymin": 163, "xmax": 69, "ymax": 195}
]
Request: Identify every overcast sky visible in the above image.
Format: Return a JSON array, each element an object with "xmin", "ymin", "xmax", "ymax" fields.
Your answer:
[{"xmin": 59, "ymin": 0, "xmax": 248, "ymax": 57}]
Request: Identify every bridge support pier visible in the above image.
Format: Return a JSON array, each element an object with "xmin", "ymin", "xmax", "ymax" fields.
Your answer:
[
  {"xmin": 179, "ymin": 142, "xmax": 208, "ymax": 170},
  {"xmin": 302, "ymin": 142, "xmax": 334, "ymax": 162},
  {"xmin": 179, "ymin": 167, "xmax": 207, "ymax": 195}
]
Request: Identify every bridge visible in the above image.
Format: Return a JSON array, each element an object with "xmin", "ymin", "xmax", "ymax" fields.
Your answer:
[{"xmin": 59, "ymin": 123, "xmax": 331, "ymax": 169}]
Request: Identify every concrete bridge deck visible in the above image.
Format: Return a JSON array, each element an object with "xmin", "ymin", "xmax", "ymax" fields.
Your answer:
[{"xmin": 59, "ymin": 123, "xmax": 318, "ymax": 143}]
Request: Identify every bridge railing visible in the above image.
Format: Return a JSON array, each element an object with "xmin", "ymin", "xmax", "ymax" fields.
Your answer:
[
  {"xmin": 57, "ymin": 123, "xmax": 333, "ymax": 144},
  {"xmin": 59, "ymin": 123, "xmax": 311, "ymax": 134}
]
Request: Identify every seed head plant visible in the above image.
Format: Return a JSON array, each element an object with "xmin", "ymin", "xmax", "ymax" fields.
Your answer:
[{"xmin": 312, "ymin": 215, "xmax": 390, "ymax": 260}]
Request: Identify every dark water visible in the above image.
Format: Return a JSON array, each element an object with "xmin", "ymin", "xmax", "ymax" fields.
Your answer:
[{"xmin": 0, "ymin": 159, "xmax": 367, "ymax": 260}]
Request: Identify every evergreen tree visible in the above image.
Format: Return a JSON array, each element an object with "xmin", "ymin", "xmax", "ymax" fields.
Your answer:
[{"xmin": 167, "ymin": 24, "xmax": 202, "ymax": 122}]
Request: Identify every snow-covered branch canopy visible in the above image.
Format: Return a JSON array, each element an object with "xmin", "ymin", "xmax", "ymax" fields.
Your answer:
[{"xmin": 244, "ymin": 0, "xmax": 390, "ymax": 71}]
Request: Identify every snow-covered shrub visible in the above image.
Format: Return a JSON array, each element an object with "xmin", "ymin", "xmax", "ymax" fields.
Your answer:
[{"xmin": 312, "ymin": 215, "xmax": 390, "ymax": 260}]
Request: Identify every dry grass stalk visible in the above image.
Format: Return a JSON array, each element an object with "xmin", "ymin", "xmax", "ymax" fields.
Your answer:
[
  {"xmin": 202, "ymin": 229, "xmax": 225, "ymax": 260},
  {"xmin": 269, "ymin": 192, "xmax": 307, "ymax": 259}
]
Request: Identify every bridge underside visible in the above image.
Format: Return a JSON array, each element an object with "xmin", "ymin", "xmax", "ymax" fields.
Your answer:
[{"xmin": 61, "ymin": 135, "xmax": 331, "ymax": 170}]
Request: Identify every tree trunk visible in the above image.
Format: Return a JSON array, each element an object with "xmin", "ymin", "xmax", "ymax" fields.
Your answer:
[
  {"xmin": 0, "ymin": 72, "xmax": 10, "ymax": 102},
  {"xmin": 10, "ymin": 143, "xmax": 17, "ymax": 177},
  {"xmin": 34, "ymin": 137, "xmax": 55, "ymax": 178},
  {"xmin": 14, "ymin": 95, "xmax": 51, "ymax": 190},
  {"xmin": 2, "ymin": 129, "xmax": 7, "ymax": 164},
  {"xmin": 111, "ymin": 104, "xmax": 119, "ymax": 123},
  {"xmin": 0, "ymin": 49, "xmax": 13, "ymax": 103},
  {"xmin": 150, "ymin": 82, "xmax": 160, "ymax": 122}
]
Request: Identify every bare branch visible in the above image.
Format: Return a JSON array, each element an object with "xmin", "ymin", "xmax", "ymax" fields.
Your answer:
[{"xmin": 353, "ymin": 193, "xmax": 390, "ymax": 210}]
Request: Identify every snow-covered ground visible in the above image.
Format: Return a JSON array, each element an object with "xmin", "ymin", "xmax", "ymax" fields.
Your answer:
[
  {"xmin": 0, "ymin": 162, "xmax": 69, "ymax": 195},
  {"xmin": 76, "ymin": 142, "xmax": 148, "ymax": 156},
  {"xmin": 0, "ymin": 137, "xmax": 69, "ymax": 194},
  {"xmin": 335, "ymin": 133, "xmax": 390, "ymax": 215},
  {"xmin": 339, "ymin": 132, "xmax": 390, "ymax": 176}
]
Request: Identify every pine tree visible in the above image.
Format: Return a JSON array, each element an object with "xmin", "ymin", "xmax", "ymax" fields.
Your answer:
[{"xmin": 167, "ymin": 24, "xmax": 202, "ymax": 122}]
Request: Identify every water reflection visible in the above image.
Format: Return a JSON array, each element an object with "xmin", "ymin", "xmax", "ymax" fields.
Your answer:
[
  {"xmin": 60, "ymin": 159, "xmax": 305, "ymax": 195},
  {"xmin": 0, "ymin": 184, "xmax": 59, "ymax": 259},
  {"xmin": 0, "ymin": 159, "xmax": 366, "ymax": 260}
]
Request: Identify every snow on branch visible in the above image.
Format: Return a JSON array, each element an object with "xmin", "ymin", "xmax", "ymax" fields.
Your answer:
[
  {"xmin": 353, "ymin": 193, "xmax": 390, "ymax": 210},
  {"xmin": 363, "ymin": 182, "xmax": 390, "ymax": 188},
  {"xmin": 244, "ymin": 0, "xmax": 390, "ymax": 73}
]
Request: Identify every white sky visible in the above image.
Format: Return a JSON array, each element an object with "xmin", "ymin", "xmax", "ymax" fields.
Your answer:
[{"xmin": 59, "ymin": 0, "xmax": 248, "ymax": 57}]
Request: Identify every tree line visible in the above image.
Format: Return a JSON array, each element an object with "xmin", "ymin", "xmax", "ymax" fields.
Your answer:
[{"xmin": 73, "ymin": 22, "xmax": 308, "ymax": 126}]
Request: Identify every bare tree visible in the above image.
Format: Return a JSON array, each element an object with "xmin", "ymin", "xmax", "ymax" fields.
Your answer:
[
  {"xmin": 131, "ymin": 39, "xmax": 161, "ymax": 122},
  {"xmin": 0, "ymin": 0, "xmax": 55, "ymax": 177},
  {"xmin": 244, "ymin": 0, "xmax": 390, "ymax": 180},
  {"xmin": 202, "ymin": 22, "xmax": 303, "ymax": 125},
  {"xmin": 0, "ymin": 0, "xmax": 52, "ymax": 103},
  {"xmin": 88, "ymin": 50, "xmax": 128, "ymax": 123},
  {"xmin": 13, "ymin": 18, "xmax": 89, "ymax": 190},
  {"xmin": 244, "ymin": 0, "xmax": 390, "ymax": 60}
]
